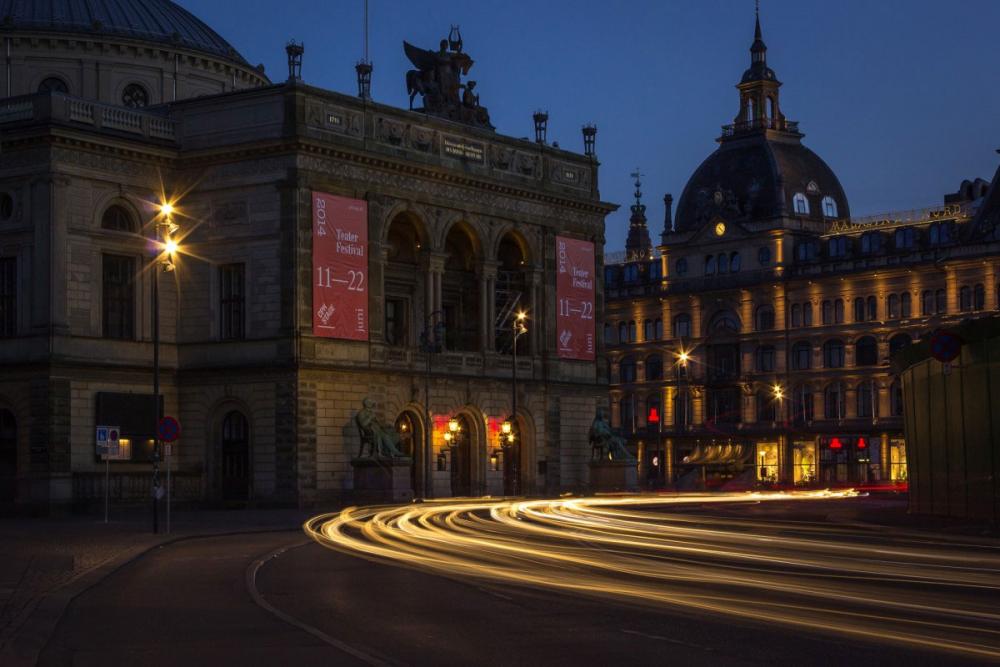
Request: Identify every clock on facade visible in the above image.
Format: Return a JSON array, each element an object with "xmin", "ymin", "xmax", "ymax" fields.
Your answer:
[{"xmin": 714, "ymin": 221, "xmax": 726, "ymax": 237}]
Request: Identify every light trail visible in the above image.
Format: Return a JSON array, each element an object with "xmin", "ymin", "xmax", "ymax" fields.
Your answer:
[{"xmin": 304, "ymin": 491, "xmax": 1000, "ymax": 660}]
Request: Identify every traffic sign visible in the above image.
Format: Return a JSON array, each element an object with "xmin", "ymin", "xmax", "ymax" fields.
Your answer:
[
  {"xmin": 158, "ymin": 416, "xmax": 181, "ymax": 443},
  {"xmin": 929, "ymin": 329, "xmax": 962, "ymax": 364}
]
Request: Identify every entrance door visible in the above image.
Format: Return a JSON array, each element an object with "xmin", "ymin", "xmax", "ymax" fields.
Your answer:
[
  {"xmin": 0, "ymin": 410, "xmax": 16, "ymax": 503},
  {"xmin": 450, "ymin": 416, "xmax": 471, "ymax": 497},
  {"xmin": 221, "ymin": 411, "xmax": 250, "ymax": 501}
]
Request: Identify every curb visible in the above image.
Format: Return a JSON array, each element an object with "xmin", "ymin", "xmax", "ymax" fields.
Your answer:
[{"xmin": 0, "ymin": 526, "xmax": 303, "ymax": 666}]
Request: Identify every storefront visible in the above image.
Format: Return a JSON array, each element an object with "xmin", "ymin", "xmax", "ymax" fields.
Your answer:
[{"xmin": 818, "ymin": 436, "xmax": 882, "ymax": 485}]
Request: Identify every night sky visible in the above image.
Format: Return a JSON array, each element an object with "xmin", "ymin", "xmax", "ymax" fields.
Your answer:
[{"xmin": 182, "ymin": 0, "xmax": 1000, "ymax": 251}]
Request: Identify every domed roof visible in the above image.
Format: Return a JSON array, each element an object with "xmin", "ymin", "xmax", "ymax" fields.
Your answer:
[
  {"xmin": 674, "ymin": 133, "xmax": 850, "ymax": 232},
  {"xmin": 0, "ymin": 0, "xmax": 250, "ymax": 65}
]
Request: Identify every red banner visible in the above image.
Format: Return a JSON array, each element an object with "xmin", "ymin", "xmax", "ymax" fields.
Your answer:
[
  {"xmin": 556, "ymin": 236, "xmax": 595, "ymax": 360},
  {"xmin": 312, "ymin": 192, "xmax": 368, "ymax": 340}
]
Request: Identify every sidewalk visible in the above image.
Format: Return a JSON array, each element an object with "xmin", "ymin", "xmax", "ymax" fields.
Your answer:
[{"xmin": 0, "ymin": 506, "xmax": 321, "ymax": 666}]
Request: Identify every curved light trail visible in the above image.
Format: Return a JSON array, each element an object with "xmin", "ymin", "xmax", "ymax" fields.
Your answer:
[{"xmin": 305, "ymin": 491, "xmax": 1000, "ymax": 660}]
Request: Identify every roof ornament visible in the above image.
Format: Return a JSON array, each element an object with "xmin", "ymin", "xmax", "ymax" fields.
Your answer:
[
  {"xmin": 626, "ymin": 168, "xmax": 652, "ymax": 261},
  {"xmin": 404, "ymin": 28, "xmax": 493, "ymax": 129},
  {"xmin": 630, "ymin": 168, "xmax": 645, "ymax": 209}
]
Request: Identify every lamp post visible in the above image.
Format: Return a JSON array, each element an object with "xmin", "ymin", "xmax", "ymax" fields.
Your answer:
[
  {"xmin": 420, "ymin": 310, "xmax": 444, "ymax": 499},
  {"xmin": 772, "ymin": 382, "xmax": 784, "ymax": 485},
  {"xmin": 508, "ymin": 312, "xmax": 528, "ymax": 495},
  {"xmin": 151, "ymin": 201, "xmax": 178, "ymax": 534}
]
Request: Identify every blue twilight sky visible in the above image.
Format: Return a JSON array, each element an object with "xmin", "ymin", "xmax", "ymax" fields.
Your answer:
[{"xmin": 182, "ymin": 0, "xmax": 1000, "ymax": 252}]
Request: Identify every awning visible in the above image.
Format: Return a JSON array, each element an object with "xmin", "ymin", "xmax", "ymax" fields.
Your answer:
[{"xmin": 681, "ymin": 443, "xmax": 753, "ymax": 465}]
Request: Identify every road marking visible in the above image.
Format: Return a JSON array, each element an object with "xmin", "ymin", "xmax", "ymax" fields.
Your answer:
[
  {"xmin": 245, "ymin": 541, "xmax": 399, "ymax": 667},
  {"xmin": 621, "ymin": 628, "xmax": 714, "ymax": 651}
]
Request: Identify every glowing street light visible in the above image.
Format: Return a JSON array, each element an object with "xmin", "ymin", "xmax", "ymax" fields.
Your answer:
[{"xmin": 772, "ymin": 383, "xmax": 784, "ymax": 401}]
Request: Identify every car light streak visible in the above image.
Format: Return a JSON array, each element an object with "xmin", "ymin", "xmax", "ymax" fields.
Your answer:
[{"xmin": 305, "ymin": 492, "xmax": 1000, "ymax": 659}]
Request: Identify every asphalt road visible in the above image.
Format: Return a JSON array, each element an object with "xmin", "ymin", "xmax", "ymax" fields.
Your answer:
[{"xmin": 39, "ymin": 496, "xmax": 996, "ymax": 666}]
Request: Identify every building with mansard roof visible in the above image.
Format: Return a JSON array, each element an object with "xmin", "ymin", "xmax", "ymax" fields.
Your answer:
[
  {"xmin": 0, "ymin": 0, "xmax": 615, "ymax": 511},
  {"xmin": 603, "ymin": 12, "xmax": 1000, "ymax": 490}
]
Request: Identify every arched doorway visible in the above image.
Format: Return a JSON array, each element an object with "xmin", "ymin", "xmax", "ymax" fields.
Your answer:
[
  {"xmin": 221, "ymin": 411, "xmax": 250, "ymax": 501},
  {"xmin": 450, "ymin": 414, "xmax": 473, "ymax": 497},
  {"xmin": 394, "ymin": 411, "xmax": 424, "ymax": 497},
  {"xmin": 0, "ymin": 410, "xmax": 16, "ymax": 504}
]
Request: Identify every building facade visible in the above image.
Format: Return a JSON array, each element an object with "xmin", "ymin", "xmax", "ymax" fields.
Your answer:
[
  {"xmin": 0, "ymin": 1, "xmax": 614, "ymax": 511},
  {"xmin": 604, "ymin": 14, "xmax": 1000, "ymax": 490}
]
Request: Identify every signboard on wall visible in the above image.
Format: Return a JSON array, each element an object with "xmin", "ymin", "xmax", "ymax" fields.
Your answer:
[
  {"xmin": 555, "ymin": 236, "xmax": 595, "ymax": 361},
  {"xmin": 312, "ymin": 192, "xmax": 368, "ymax": 340}
]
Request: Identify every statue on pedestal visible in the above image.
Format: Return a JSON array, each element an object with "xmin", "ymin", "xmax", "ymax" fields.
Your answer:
[
  {"xmin": 355, "ymin": 398, "xmax": 407, "ymax": 460},
  {"xmin": 589, "ymin": 409, "xmax": 634, "ymax": 462}
]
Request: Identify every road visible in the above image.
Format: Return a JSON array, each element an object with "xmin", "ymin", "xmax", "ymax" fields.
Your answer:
[{"xmin": 40, "ymin": 492, "xmax": 999, "ymax": 666}]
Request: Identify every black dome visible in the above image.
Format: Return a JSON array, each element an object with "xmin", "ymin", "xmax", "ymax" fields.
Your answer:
[
  {"xmin": 0, "ymin": 0, "xmax": 250, "ymax": 65},
  {"xmin": 674, "ymin": 133, "xmax": 850, "ymax": 232}
]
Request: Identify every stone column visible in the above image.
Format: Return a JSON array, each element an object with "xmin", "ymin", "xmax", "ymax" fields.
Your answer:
[
  {"xmin": 530, "ymin": 269, "xmax": 542, "ymax": 354},
  {"xmin": 985, "ymin": 264, "xmax": 998, "ymax": 311},
  {"xmin": 946, "ymin": 268, "xmax": 958, "ymax": 314},
  {"xmin": 740, "ymin": 289, "xmax": 753, "ymax": 334},
  {"xmin": 368, "ymin": 243, "xmax": 387, "ymax": 342}
]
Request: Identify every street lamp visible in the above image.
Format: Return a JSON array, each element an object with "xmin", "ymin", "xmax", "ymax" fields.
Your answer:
[
  {"xmin": 420, "ymin": 311, "xmax": 444, "ymax": 499},
  {"xmin": 151, "ymin": 199, "xmax": 179, "ymax": 534},
  {"xmin": 508, "ymin": 313, "xmax": 528, "ymax": 496}
]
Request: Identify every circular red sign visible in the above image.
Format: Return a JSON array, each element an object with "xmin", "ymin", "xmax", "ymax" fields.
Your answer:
[
  {"xmin": 929, "ymin": 329, "xmax": 962, "ymax": 364},
  {"xmin": 157, "ymin": 416, "xmax": 181, "ymax": 443}
]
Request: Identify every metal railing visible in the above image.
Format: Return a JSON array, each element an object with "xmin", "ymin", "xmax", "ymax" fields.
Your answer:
[{"xmin": 720, "ymin": 117, "xmax": 799, "ymax": 137}]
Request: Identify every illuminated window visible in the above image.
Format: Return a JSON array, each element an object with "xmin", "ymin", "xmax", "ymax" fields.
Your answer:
[
  {"xmin": 793, "ymin": 193, "xmax": 810, "ymax": 215},
  {"xmin": 821, "ymin": 197, "xmax": 838, "ymax": 218}
]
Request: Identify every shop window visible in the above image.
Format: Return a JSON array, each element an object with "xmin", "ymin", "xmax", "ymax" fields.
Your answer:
[
  {"xmin": 889, "ymin": 439, "xmax": 907, "ymax": 482},
  {"xmin": 756, "ymin": 442, "xmax": 779, "ymax": 482},
  {"xmin": 792, "ymin": 441, "xmax": 817, "ymax": 484}
]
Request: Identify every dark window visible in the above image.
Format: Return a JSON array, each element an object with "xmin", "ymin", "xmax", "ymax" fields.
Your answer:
[
  {"xmin": 822, "ymin": 300, "xmax": 833, "ymax": 325},
  {"xmin": 675, "ymin": 258, "xmax": 688, "ymax": 276},
  {"xmin": 758, "ymin": 246, "xmax": 771, "ymax": 266},
  {"xmin": 122, "ymin": 83, "xmax": 149, "ymax": 108},
  {"xmin": 221, "ymin": 411, "xmax": 250, "ymax": 501},
  {"xmin": 102, "ymin": 254, "xmax": 135, "ymax": 339},
  {"xmin": 620, "ymin": 357, "xmax": 637, "ymax": 383},
  {"xmin": 604, "ymin": 267, "xmax": 619, "ymax": 288},
  {"xmin": 649, "ymin": 260, "xmax": 662, "ymax": 281},
  {"xmin": 604, "ymin": 322, "xmax": 613, "ymax": 345},
  {"xmin": 793, "ymin": 386, "xmax": 814, "ymax": 424},
  {"xmin": 803, "ymin": 303, "xmax": 813, "ymax": 326},
  {"xmin": 921, "ymin": 290, "xmax": 933, "ymax": 316},
  {"xmin": 710, "ymin": 311, "xmax": 739, "ymax": 334},
  {"xmin": 889, "ymin": 333, "xmax": 912, "ymax": 357},
  {"xmin": 887, "ymin": 294, "xmax": 900, "ymax": 320},
  {"xmin": 708, "ymin": 388, "xmax": 741, "ymax": 424},
  {"xmin": 618, "ymin": 322, "xmax": 627, "ymax": 343},
  {"xmin": 717, "ymin": 253, "xmax": 729, "ymax": 274},
  {"xmin": 895, "ymin": 228, "xmax": 915, "ymax": 250},
  {"xmin": 854, "ymin": 297, "xmax": 866, "ymax": 322},
  {"xmin": 38, "ymin": 77, "xmax": 69, "ymax": 93},
  {"xmin": 890, "ymin": 381, "xmax": 904, "ymax": 417},
  {"xmin": 901, "ymin": 292, "xmax": 912, "ymax": 318},
  {"xmin": 757, "ymin": 345, "xmax": 775, "ymax": 372},
  {"xmin": 0, "ymin": 258, "xmax": 15, "ymax": 337},
  {"xmin": 855, "ymin": 336, "xmax": 878, "ymax": 366},
  {"xmin": 856, "ymin": 381, "xmax": 878, "ymax": 419},
  {"xmin": 824, "ymin": 383, "xmax": 845, "ymax": 420},
  {"xmin": 0, "ymin": 193, "xmax": 11, "ymax": 221},
  {"xmin": 757, "ymin": 391, "xmax": 776, "ymax": 422},
  {"xmin": 672, "ymin": 314, "xmax": 691, "ymax": 338},
  {"xmin": 861, "ymin": 232, "xmax": 883, "ymax": 254},
  {"xmin": 620, "ymin": 395, "xmax": 635, "ymax": 433},
  {"xmin": 960, "ymin": 286, "xmax": 972, "ymax": 312},
  {"xmin": 935, "ymin": 289, "xmax": 947, "ymax": 314},
  {"xmin": 628, "ymin": 321, "xmax": 637, "ymax": 342},
  {"xmin": 828, "ymin": 237, "xmax": 848, "ymax": 258},
  {"xmin": 792, "ymin": 342, "xmax": 812, "ymax": 370},
  {"xmin": 755, "ymin": 305, "xmax": 775, "ymax": 331},
  {"xmin": 796, "ymin": 241, "xmax": 817, "ymax": 262},
  {"xmin": 674, "ymin": 391, "xmax": 691, "ymax": 427},
  {"xmin": 643, "ymin": 319, "xmax": 654, "ymax": 341},
  {"xmin": 654, "ymin": 319, "xmax": 663, "ymax": 340},
  {"xmin": 645, "ymin": 355, "xmax": 663, "ymax": 381},
  {"xmin": 929, "ymin": 224, "xmax": 940, "ymax": 245},
  {"xmin": 705, "ymin": 255, "xmax": 716, "ymax": 275},
  {"xmin": 219, "ymin": 264, "xmax": 245, "ymax": 341},
  {"xmin": 867, "ymin": 295, "xmax": 877, "ymax": 321},
  {"xmin": 974, "ymin": 284, "xmax": 985, "ymax": 311},
  {"xmin": 791, "ymin": 303, "xmax": 801, "ymax": 328},
  {"xmin": 729, "ymin": 252, "xmax": 741, "ymax": 272},
  {"xmin": 823, "ymin": 339, "xmax": 845, "ymax": 368},
  {"xmin": 834, "ymin": 298, "xmax": 844, "ymax": 324},
  {"xmin": 101, "ymin": 205, "xmax": 136, "ymax": 232}
]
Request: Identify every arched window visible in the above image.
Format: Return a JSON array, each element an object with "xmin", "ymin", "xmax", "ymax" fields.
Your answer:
[
  {"xmin": 792, "ymin": 341, "xmax": 812, "ymax": 370},
  {"xmin": 921, "ymin": 290, "xmax": 934, "ymax": 316},
  {"xmin": 793, "ymin": 193, "xmax": 810, "ymax": 215},
  {"xmin": 122, "ymin": 82, "xmax": 150, "ymax": 108},
  {"xmin": 802, "ymin": 302, "xmax": 813, "ymax": 326},
  {"xmin": 821, "ymin": 197, "xmax": 838, "ymax": 218},
  {"xmin": 758, "ymin": 246, "xmax": 771, "ymax": 266},
  {"xmin": 620, "ymin": 357, "xmax": 637, "ymax": 383},
  {"xmin": 974, "ymin": 284, "xmax": 985, "ymax": 311},
  {"xmin": 675, "ymin": 257, "xmax": 688, "ymax": 276},
  {"xmin": 618, "ymin": 322, "xmax": 627, "ymax": 344},
  {"xmin": 935, "ymin": 289, "xmax": 947, "ymax": 314},
  {"xmin": 791, "ymin": 303, "xmax": 802, "ymax": 328},
  {"xmin": 900, "ymin": 292, "xmax": 912, "ymax": 318},
  {"xmin": 888, "ymin": 333, "xmax": 912, "ymax": 357},
  {"xmin": 855, "ymin": 336, "xmax": 878, "ymax": 366},
  {"xmin": 854, "ymin": 297, "xmax": 866, "ymax": 322},
  {"xmin": 755, "ymin": 305, "xmax": 775, "ymax": 331},
  {"xmin": 705, "ymin": 255, "xmax": 716, "ymax": 275},
  {"xmin": 823, "ymin": 339, "xmax": 845, "ymax": 368},
  {"xmin": 221, "ymin": 410, "xmax": 250, "ymax": 501},
  {"xmin": 867, "ymin": 295, "xmax": 877, "ymax": 321},
  {"xmin": 645, "ymin": 354, "xmax": 663, "ymax": 381},
  {"xmin": 856, "ymin": 381, "xmax": 878, "ymax": 419},
  {"xmin": 628, "ymin": 321, "xmax": 637, "ymax": 342},
  {"xmin": 756, "ymin": 345, "xmax": 775, "ymax": 372},
  {"xmin": 890, "ymin": 381, "xmax": 904, "ymax": 417},
  {"xmin": 887, "ymin": 294, "xmax": 900, "ymax": 320},
  {"xmin": 729, "ymin": 252, "xmax": 741, "ymax": 272},
  {"xmin": 709, "ymin": 311, "xmax": 740, "ymax": 334},
  {"xmin": 834, "ymin": 298, "xmax": 844, "ymax": 324},
  {"xmin": 643, "ymin": 319, "xmax": 654, "ymax": 341},
  {"xmin": 757, "ymin": 390, "xmax": 776, "ymax": 422},
  {"xmin": 745, "ymin": 98, "xmax": 755, "ymax": 123},
  {"xmin": 654, "ymin": 319, "xmax": 663, "ymax": 340},
  {"xmin": 38, "ymin": 77, "xmax": 69, "ymax": 94},
  {"xmin": 824, "ymin": 383, "xmax": 845, "ymax": 420},
  {"xmin": 959, "ymin": 286, "xmax": 972, "ymax": 312},
  {"xmin": 673, "ymin": 314, "xmax": 691, "ymax": 338},
  {"xmin": 765, "ymin": 96, "xmax": 775, "ymax": 120},
  {"xmin": 792, "ymin": 385, "xmax": 814, "ymax": 424},
  {"xmin": 717, "ymin": 253, "xmax": 729, "ymax": 274},
  {"xmin": 101, "ymin": 205, "xmax": 136, "ymax": 232}
]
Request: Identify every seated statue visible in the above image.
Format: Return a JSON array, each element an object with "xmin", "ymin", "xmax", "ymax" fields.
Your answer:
[
  {"xmin": 355, "ymin": 398, "xmax": 407, "ymax": 460},
  {"xmin": 589, "ymin": 409, "xmax": 634, "ymax": 462}
]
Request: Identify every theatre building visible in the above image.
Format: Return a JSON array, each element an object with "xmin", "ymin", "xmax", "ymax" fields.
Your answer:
[
  {"xmin": 0, "ymin": 1, "xmax": 614, "ymax": 511},
  {"xmin": 604, "ymin": 15, "xmax": 1000, "ymax": 489}
]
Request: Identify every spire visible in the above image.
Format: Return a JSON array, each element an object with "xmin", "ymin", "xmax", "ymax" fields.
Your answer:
[
  {"xmin": 750, "ymin": 0, "xmax": 767, "ymax": 65},
  {"xmin": 625, "ymin": 169, "xmax": 652, "ymax": 261}
]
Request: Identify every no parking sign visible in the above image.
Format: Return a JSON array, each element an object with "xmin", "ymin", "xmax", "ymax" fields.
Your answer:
[{"xmin": 157, "ymin": 416, "xmax": 181, "ymax": 443}]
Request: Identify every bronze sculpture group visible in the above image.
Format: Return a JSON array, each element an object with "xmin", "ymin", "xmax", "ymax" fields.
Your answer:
[
  {"xmin": 404, "ymin": 26, "xmax": 493, "ymax": 129},
  {"xmin": 589, "ymin": 410, "xmax": 634, "ymax": 462}
]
